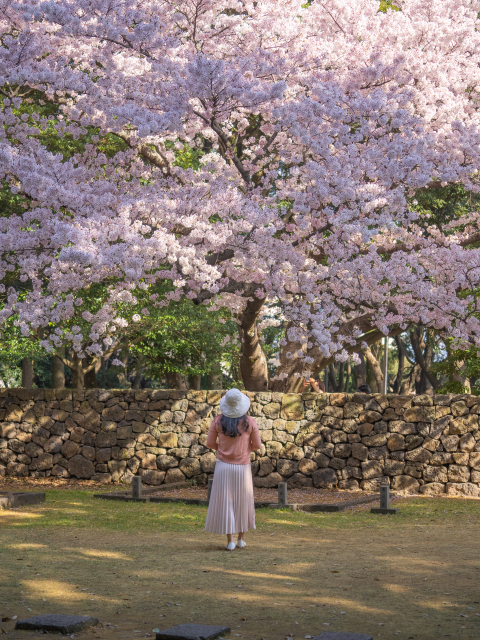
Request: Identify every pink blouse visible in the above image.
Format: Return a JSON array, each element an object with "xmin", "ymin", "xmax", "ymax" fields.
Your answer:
[{"xmin": 206, "ymin": 415, "xmax": 262, "ymax": 465}]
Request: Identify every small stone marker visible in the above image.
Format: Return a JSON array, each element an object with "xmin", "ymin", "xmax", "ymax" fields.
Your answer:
[
  {"xmin": 370, "ymin": 485, "xmax": 397, "ymax": 515},
  {"xmin": 312, "ymin": 632, "xmax": 373, "ymax": 640},
  {"xmin": 156, "ymin": 623, "xmax": 230, "ymax": 640},
  {"xmin": 207, "ymin": 478, "xmax": 214, "ymax": 503},
  {"xmin": 15, "ymin": 614, "xmax": 99, "ymax": 634},
  {"xmin": 132, "ymin": 475, "xmax": 142, "ymax": 499},
  {"xmin": 278, "ymin": 482, "xmax": 288, "ymax": 506}
]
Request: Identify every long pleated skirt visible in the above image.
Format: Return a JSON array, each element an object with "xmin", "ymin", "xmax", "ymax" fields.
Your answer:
[{"xmin": 204, "ymin": 460, "xmax": 255, "ymax": 535}]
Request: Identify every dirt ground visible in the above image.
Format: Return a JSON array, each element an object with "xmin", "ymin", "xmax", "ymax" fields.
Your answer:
[
  {"xmin": 148, "ymin": 486, "xmax": 386, "ymax": 506},
  {"xmin": 0, "ymin": 480, "xmax": 479, "ymax": 640}
]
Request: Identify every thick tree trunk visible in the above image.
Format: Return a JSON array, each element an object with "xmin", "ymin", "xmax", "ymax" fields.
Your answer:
[
  {"xmin": 452, "ymin": 365, "xmax": 471, "ymax": 392},
  {"xmin": 166, "ymin": 372, "xmax": 188, "ymax": 390},
  {"xmin": 328, "ymin": 364, "xmax": 338, "ymax": 393},
  {"xmin": 337, "ymin": 362, "xmax": 345, "ymax": 392},
  {"xmin": 71, "ymin": 354, "xmax": 85, "ymax": 390},
  {"xmin": 270, "ymin": 321, "xmax": 307, "ymax": 392},
  {"xmin": 238, "ymin": 297, "xmax": 269, "ymax": 391},
  {"xmin": 132, "ymin": 364, "xmax": 143, "ymax": 389},
  {"xmin": 410, "ymin": 327, "xmax": 440, "ymax": 391},
  {"xmin": 117, "ymin": 344, "xmax": 130, "ymax": 387},
  {"xmin": 84, "ymin": 355, "xmax": 99, "ymax": 389},
  {"xmin": 207, "ymin": 363, "xmax": 223, "ymax": 390},
  {"xmin": 354, "ymin": 353, "xmax": 367, "ymax": 389},
  {"xmin": 344, "ymin": 359, "xmax": 351, "ymax": 393},
  {"xmin": 206, "ymin": 373, "xmax": 223, "ymax": 390},
  {"xmin": 445, "ymin": 344, "xmax": 471, "ymax": 392},
  {"xmin": 401, "ymin": 363, "xmax": 420, "ymax": 395},
  {"xmin": 363, "ymin": 345, "xmax": 383, "ymax": 393},
  {"xmin": 22, "ymin": 358, "xmax": 34, "ymax": 389},
  {"xmin": 52, "ymin": 348, "xmax": 65, "ymax": 389},
  {"xmin": 188, "ymin": 374, "xmax": 201, "ymax": 390}
]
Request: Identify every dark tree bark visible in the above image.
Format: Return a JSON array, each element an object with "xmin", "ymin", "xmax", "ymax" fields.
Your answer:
[
  {"xmin": 71, "ymin": 354, "xmax": 85, "ymax": 389},
  {"xmin": 188, "ymin": 374, "xmax": 201, "ymax": 390},
  {"xmin": 270, "ymin": 321, "xmax": 306, "ymax": 392},
  {"xmin": 117, "ymin": 344, "xmax": 130, "ymax": 388},
  {"xmin": 238, "ymin": 297, "xmax": 269, "ymax": 391},
  {"xmin": 132, "ymin": 368, "xmax": 143, "ymax": 389},
  {"xmin": 392, "ymin": 336, "xmax": 405, "ymax": 394},
  {"xmin": 206, "ymin": 364, "xmax": 223, "ymax": 390},
  {"xmin": 337, "ymin": 362, "xmax": 345, "ymax": 392},
  {"xmin": 363, "ymin": 345, "xmax": 383, "ymax": 393},
  {"xmin": 410, "ymin": 327, "xmax": 440, "ymax": 391},
  {"xmin": 84, "ymin": 355, "xmax": 99, "ymax": 389},
  {"xmin": 354, "ymin": 352, "xmax": 367, "ymax": 389},
  {"xmin": 22, "ymin": 358, "xmax": 34, "ymax": 389},
  {"xmin": 401, "ymin": 363, "xmax": 420, "ymax": 395},
  {"xmin": 52, "ymin": 348, "xmax": 65, "ymax": 389},
  {"xmin": 344, "ymin": 358, "xmax": 351, "ymax": 393},
  {"xmin": 328, "ymin": 364, "xmax": 338, "ymax": 392},
  {"xmin": 166, "ymin": 372, "xmax": 188, "ymax": 390}
]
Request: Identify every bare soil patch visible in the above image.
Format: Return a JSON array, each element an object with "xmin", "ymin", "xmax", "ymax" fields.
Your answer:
[{"xmin": 148, "ymin": 486, "xmax": 383, "ymax": 505}]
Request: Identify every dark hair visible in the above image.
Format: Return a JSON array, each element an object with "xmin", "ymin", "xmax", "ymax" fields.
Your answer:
[
  {"xmin": 220, "ymin": 414, "xmax": 249, "ymax": 437},
  {"xmin": 316, "ymin": 378, "xmax": 326, "ymax": 392},
  {"xmin": 356, "ymin": 384, "xmax": 372, "ymax": 394}
]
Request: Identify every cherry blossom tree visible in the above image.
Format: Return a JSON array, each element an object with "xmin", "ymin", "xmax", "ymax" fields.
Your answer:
[{"xmin": 2, "ymin": 0, "xmax": 480, "ymax": 390}]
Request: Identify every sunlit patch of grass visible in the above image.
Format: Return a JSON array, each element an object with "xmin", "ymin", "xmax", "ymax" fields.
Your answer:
[
  {"xmin": 69, "ymin": 549, "xmax": 133, "ymax": 560},
  {"xmin": 7, "ymin": 543, "xmax": 48, "ymax": 549}
]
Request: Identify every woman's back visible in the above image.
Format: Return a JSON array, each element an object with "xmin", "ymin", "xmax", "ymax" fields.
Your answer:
[
  {"xmin": 207, "ymin": 415, "xmax": 261, "ymax": 465},
  {"xmin": 204, "ymin": 388, "xmax": 261, "ymax": 546}
]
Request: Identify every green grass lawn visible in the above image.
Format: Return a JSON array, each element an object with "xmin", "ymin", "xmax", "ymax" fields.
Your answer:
[
  {"xmin": 0, "ymin": 488, "xmax": 479, "ymax": 640},
  {"xmin": 3, "ymin": 487, "xmax": 479, "ymax": 532}
]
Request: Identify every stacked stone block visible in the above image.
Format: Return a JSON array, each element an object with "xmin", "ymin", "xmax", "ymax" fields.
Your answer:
[{"xmin": 0, "ymin": 388, "xmax": 479, "ymax": 496}]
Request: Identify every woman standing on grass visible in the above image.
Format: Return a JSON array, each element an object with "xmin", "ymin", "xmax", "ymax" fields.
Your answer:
[{"xmin": 204, "ymin": 388, "xmax": 262, "ymax": 550}]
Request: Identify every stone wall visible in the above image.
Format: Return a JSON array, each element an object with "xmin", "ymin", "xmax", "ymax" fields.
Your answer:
[{"xmin": 1, "ymin": 388, "xmax": 480, "ymax": 496}]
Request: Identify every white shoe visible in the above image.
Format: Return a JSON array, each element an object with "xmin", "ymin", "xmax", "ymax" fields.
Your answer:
[
  {"xmin": 237, "ymin": 539, "xmax": 246, "ymax": 548},
  {"xmin": 227, "ymin": 542, "xmax": 236, "ymax": 551}
]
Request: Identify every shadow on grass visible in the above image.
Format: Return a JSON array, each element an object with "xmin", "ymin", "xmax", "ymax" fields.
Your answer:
[{"xmin": 0, "ymin": 490, "xmax": 479, "ymax": 640}]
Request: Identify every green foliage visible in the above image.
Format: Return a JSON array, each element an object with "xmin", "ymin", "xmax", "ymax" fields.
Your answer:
[
  {"xmin": 431, "ymin": 342, "xmax": 480, "ymax": 394},
  {"xmin": 95, "ymin": 363, "xmax": 133, "ymax": 389},
  {"xmin": 0, "ymin": 359, "xmax": 21, "ymax": 387},
  {"xmin": 4, "ymin": 92, "xmax": 128, "ymax": 162},
  {"xmin": 412, "ymin": 184, "xmax": 480, "ymax": 233},
  {"xmin": 134, "ymin": 299, "xmax": 240, "ymax": 382},
  {"xmin": 379, "ymin": 0, "xmax": 401, "ymax": 12},
  {"xmin": 166, "ymin": 139, "xmax": 205, "ymax": 171}
]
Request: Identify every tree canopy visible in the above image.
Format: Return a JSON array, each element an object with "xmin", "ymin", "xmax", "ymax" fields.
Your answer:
[{"xmin": 2, "ymin": 0, "xmax": 480, "ymax": 390}]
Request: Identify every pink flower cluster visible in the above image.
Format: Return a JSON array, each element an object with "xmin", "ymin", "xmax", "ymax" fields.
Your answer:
[{"xmin": 1, "ymin": 0, "xmax": 480, "ymax": 360}]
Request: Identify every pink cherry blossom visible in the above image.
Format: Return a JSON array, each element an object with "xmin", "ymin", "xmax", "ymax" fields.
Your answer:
[{"xmin": 1, "ymin": 0, "xmax": 480, "ymax": 365}]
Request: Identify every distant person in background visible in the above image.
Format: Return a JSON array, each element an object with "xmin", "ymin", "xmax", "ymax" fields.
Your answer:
[
  {"xmin": 356, "ymin": 384, "xmax": 372, "ymax": 394},
  {"xmin": 302, "ymin": 376, "xmax": 326, "ymax": 393}
]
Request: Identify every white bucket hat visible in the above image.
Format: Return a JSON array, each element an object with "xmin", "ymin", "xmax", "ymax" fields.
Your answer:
[{"xmin": 219, "ymin": 388, "xmax": 250, "ymax": 418}]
